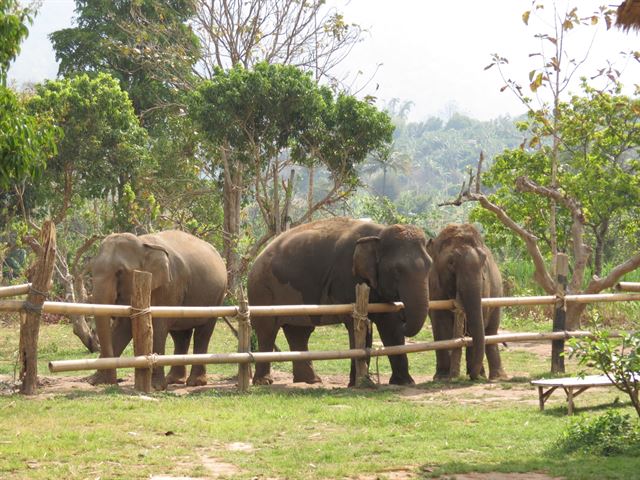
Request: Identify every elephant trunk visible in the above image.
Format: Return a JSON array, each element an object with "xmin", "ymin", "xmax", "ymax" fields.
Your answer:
[
  {"xmin": 399, "ymin": 279, "xmax": 429, "ymax": 337},
  {"xmin": 458, "ymin": 276, "xmax": 485, "ymax": 380},
  {"xmin": 92, "ymin": 277, "xmax": 117, "ymax": 360}
]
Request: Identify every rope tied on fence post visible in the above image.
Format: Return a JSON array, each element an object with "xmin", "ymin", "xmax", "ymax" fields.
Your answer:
[
  {"xmin": 555, "ymin": 293, "xmax": 567, "ymax": 312},
  {"xmin": 145, "ymin": 353, "xmax": 159, "ymax": 369},
  {"xmin": 22, "ymin": 285, "xmax": 49, "ymax": 315},
  {"xmin": 130, "ymin": 307, "xmax": 151, "ymax": 319}
]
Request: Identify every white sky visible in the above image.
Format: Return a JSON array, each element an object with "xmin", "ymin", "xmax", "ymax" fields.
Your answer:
[{"xmin": 8, "ymin": 0, "xmax": 640, "ymax": 122}]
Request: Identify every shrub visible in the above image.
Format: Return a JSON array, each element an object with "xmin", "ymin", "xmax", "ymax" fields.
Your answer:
[{"xmin": 556, "ymin": 410, "xmax": 640, "ymax": 456}]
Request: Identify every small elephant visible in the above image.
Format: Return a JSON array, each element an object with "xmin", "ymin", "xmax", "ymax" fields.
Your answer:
[
  {"xmin": 90, "ymin": 230, "xmax": 227, "ymax": 390},
  {"xmin": 427, "ymin": 223, "xmax": 506, "ymax": 381},
  {"xmin": 248, "ymin": 217, "xmax": 432, "ymax": 387}
]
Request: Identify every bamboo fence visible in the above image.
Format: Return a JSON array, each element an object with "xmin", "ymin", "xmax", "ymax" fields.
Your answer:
[
  {"xmin": 0, "ymin": 283, "xmax": 31, "ymax": 298},
  {"xmin": 49, "ymin": 331, "xmax": 594, "ymax": 373},
  {"xmin": 617, "ymin": 282, "xmax": 640, "ymax": 293},
  {"xmin": 3, "ymin": 293, "xmax": 640, "ymax": 319}
]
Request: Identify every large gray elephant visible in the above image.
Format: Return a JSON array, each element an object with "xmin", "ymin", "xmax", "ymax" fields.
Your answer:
[
  {"xmin": 248, "ymin": 217, "xmax": 432, "ymax": 387},
  {"xmin": 90, "ymin": 230, "xmax": 227, "ymax": 390},
  {"xmin": 427, "ymin": 223, "xmax": 506, "ymax": 381}
]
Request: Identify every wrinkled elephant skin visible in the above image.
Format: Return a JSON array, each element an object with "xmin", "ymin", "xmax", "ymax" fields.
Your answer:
[
  {"xmin": 90, "ymin": 230, "xmax": 227, "ymax": 390},
  {"xmin": 248, "ymin": 217, "xmax": 432, "ymax": 387},
  {"xmin": 428, "ymin": 223, "xmax": 507, "ymax": 381}
]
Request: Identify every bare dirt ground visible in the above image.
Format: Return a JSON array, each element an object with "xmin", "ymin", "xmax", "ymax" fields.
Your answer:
[{"xmin": 1, "ymin": 336, "xmax": 566, "ymax": 479}]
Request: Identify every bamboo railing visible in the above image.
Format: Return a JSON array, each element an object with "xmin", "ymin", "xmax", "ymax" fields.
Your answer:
[
  {"xmin": 616, "ymin": 282, "xmax": 640, "ymax": 293},
  {"xmin": 49, "ymin": 331, "xmax": 594, "ymax": 373},
  {"xmin": 3, "ymin": 292, "xmax": 640, "ymax": 319}
]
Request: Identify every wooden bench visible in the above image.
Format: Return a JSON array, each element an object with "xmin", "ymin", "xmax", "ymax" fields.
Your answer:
[{"xmin": 531, "ymin": 375, "xmax": 618, "ymax": 415}]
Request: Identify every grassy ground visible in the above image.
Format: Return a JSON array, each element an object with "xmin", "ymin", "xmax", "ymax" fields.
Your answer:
[{"xmin": 1, "ymin": 311, "xmax": 639, "ymax": 480}]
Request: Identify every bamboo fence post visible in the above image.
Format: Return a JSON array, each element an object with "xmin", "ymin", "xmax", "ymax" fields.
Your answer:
[
  {"xmin": 131, "ymin": 270, "xmax": 153, "ymax": 392},
  {"xmin": 19, "ymin": 221, "xmax": 56, "ymax": 395},
  {"xmin": 236, "ymin": 287, "xmax": 251, "ymax": 392},
  {"xmin": 353, "ymin": 283, "xmax": 373, "ymax": 387},
  {"xmin": 450, "ymin": 298, "xmax": 465, "ymax": 378},
  {"xmin": 551, "ymin": 253, "xmax": 569, "ymax": 374}
]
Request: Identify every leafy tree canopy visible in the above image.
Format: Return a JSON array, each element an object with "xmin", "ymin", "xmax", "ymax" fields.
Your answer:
[
  {"xmin": 472, "ymin": 84, "xmax": 640, "ymax": 273},
  {"xmin": 27, "ymin": 73, "xmax": 150, "ymax": 225},
  {"xmin": 50, "ymin": 0, "xmax": 199, "ymax": 121}
]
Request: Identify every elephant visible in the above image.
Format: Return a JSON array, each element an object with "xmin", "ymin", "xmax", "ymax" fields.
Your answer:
[
  {"xmin": 427, "ymin": 223, "xmax": 507, "ymax": 381},
  {"xmin": 248, "ymin": 217, "xmax": 432, "ymax": 387},
  {"xmin": 89, "ymin": 230, "xmax": 227, "ymax": 390}
]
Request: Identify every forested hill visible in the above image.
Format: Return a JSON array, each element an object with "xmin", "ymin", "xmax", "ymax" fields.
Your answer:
[{"xmin": 353, "ymin": 109, "xmax": 523, "ymax": 230}]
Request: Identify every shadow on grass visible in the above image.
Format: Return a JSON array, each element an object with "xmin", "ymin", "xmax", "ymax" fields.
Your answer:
[
  {"xmin": 537, "ymin": 397, "xmax": 632, "ymax": 418},
  {"xmin": 417, "ymin": 453, "xmax": 640, "ymax": 479}
]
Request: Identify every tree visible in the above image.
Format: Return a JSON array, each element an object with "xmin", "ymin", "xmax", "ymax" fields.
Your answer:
[
  {"xmin": 192, "ymin": 0, "xmax": 362, "ymax": 83},
  {"xmin": 190, "ymin": 62, "xmax": 393, "ymax": 288},
  {"xmin": 50, "ymin": 0, "xmax": 199, "ymax": 122},
  {"xmin": 0, "ymin": 0, "xmax": 58, "ymax": 190},
  {"xmin": 443, "ymin": 2, "xmax": 639, "ymax": 327},
  {"xmin": 23, "ymin": 72, "xmax": 149, "ymax": 350}
]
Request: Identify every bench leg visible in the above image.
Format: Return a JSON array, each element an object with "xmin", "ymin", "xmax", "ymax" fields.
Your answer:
[
  {"xmin": 538, "ymin": 386, "xmax": 545, "ymax": 410},
  {"xmin": 567, "ymin": 387, "xmax": 574, "ymax": 415}
]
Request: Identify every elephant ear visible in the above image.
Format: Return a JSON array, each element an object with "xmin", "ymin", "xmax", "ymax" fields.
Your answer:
[
  {"xmin": 143, "ymin": 243, "xmax": 172, "ymax": 291},
  {"xmin": 352, "ymin": 236, "xmax": 380, "ymax": 289}
]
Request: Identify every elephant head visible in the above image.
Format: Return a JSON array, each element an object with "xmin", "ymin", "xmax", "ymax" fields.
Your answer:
[
  {"xmin": 90, "ymin": 233, "xmax": 171, "ymax": 382},
  {"xmin": 353, "ymin": 224, "xmax": 432, "ymax": 337},
  {"xmin": 427, "ymin": 224, "xmax": 490, "ymax": 379}
]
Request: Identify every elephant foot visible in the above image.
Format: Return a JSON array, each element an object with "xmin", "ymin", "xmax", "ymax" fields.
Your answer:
[
  {"xmin": 87, "ymin": 370, "xmax": 118, "ymax": 386},
  {"xmin": 489, "ymin": 370, "xmax": 509, "ymax": 382},
  {"xmin": 292, "ymin": 374, "xmax": 322, "ymax": 384},
  {"xmin": 152, "ymin": 377, "xmax": 168, "ymax": 391},
  {"xmin": 389, "ymin": 373, "xmax": 415, "ymax": 386},
  {"xmin": 186, "ymin": 374, "xmax": 208, "ymax": 387},
  {"xmin": 433, "ymin": 371, "xmax": 450, "ymax": 381},
  {"xmin": 252, "ymin": 375, "xmax": 274, "ymax": 386},
  {"xmin": 165, "ymin": 373, "xmax": 187, "ymax": 385}
]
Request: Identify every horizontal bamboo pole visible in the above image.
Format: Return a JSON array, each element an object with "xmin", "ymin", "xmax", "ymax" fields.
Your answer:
[
  {"xmin": 0, "ymin": 283, "xmax": 31, "ymax": 298},
  {"xmin": 616, "ymin": 282, "xmax": 640, "ymax": 293},
  {"xmin": 49, "ymin": 331, "xmax": 594, "ymax": 373},
  {"xmin": 4, "ymin": 293, "xmax": 640, "ymax": 319}
]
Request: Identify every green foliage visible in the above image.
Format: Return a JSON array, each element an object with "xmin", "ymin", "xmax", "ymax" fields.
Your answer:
[
  {"xmin": 0, "ymin": 1, "xmax": 58, "ymax": 189},
  {"xmin": 49, "ymin": 0, "xmax": 199, "ymax": 121},
  {"xmin": 0, "ymin": 87, "xmax": 59, "ymax": 189},
  {"xmin": 0, "ymin": 0, "xmax": 31, "ymax": 85},
  {"xmin": 26, "ymin": 73, "xmax": 150, "ymax": 227},
  {"xmin": 569, "ymin": 322, "xmax": 640, "ymax": 417},
  {"xmin": 471, "ymin": 86, "xmax": 640, "ymax": 268},
  {"xmin": 556, "ymin": 410, "xmax": 640, "ymax": 456}
]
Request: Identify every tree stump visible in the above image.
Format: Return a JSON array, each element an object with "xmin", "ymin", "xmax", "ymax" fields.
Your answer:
[
  {"xmin": 19, "ymin": 221, "xmax": 56, "ymax": 395},
  {"xmin": 552, "ymin": 253, "xmax": 569, "ymax": 374},
  {"xmin": 131, "ymin": 270, "xmax": 153, "ymax": 392},
  {"xmin": 353, "ymin": 283, "xmax": 374, "ymax": 387},
  {"xmin": 237, "ymin": 287, "xmax": 251, "ymax": 393}
]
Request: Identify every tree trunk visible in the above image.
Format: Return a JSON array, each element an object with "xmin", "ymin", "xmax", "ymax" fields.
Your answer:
[
  {"xmin": 56, "ymin": 262, "xmax": 100, "ymax": 353},
  {"xmin": 273, "ymin": 160, "xmax": 280, "ymax": 236},
  {"xmin": 222, "ymin": 149, "xmax": 243, "ymax": 293},
  {"xmin": 19, "ymin": 221, "xmax": 56, "ymax": 395}
]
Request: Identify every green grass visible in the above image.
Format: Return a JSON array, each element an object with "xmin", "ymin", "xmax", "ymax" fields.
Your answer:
[{"xmin": 2, "ymin": 319, "xmax": 639, "ymax": 479}]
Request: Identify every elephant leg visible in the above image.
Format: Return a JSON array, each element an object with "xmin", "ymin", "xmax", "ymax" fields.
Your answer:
[
  {"xmin": 430, "ymin": 311, "xmax": 453, "ymax": 380},
  {"xmin": 187, "ymin": 319, "xmax": 216, "ymax": 387},
  {"xmin": 151, "ymin": 321, "xmax": 169, "ymax": 391},
  {"xmin": 465, "ymin": 346, "xmax": 486, "ymax": 379},
  {"xmin": 252, "ymin": 317, "xmax": 279, "ymax": 385},
  {"xmin": 282, "ymin": 324, "xmax": 321, "ymax": 384},
  {"xmin": 88, "ymin": 316, "xmax": 131, "ymax": 385},
  {"xmin": 374, "ymin": 314, "xmax": 414, "ymax": 386},
  {"xmin": 484, "ymin": 308, "xmax": 507, "ymax": 380},
  {"xmin": 165, "ymin": 329, "xmax": 192, "ymax": 385}
]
